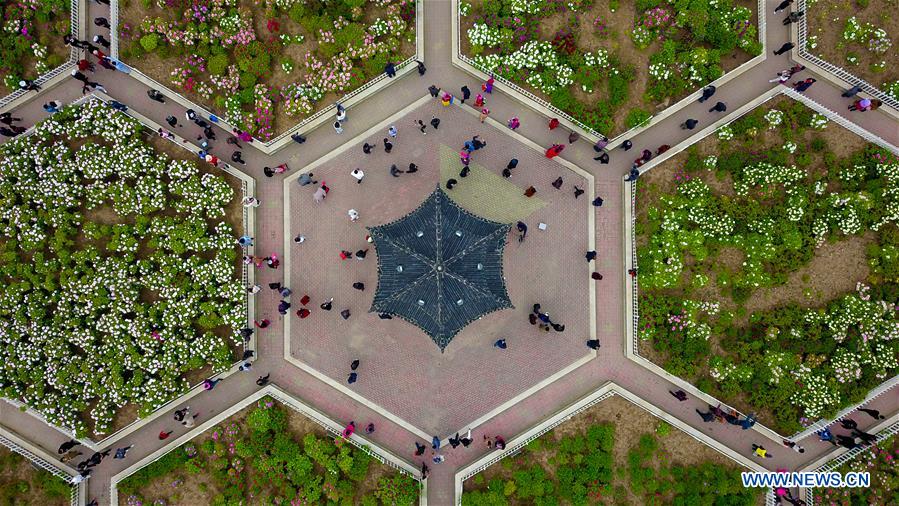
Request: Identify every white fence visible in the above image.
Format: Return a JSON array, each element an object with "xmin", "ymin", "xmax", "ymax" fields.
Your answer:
[
  {"xmin": 0, "ymin": 427, "xmax": 81, "ymax": 506},
  {"xmin": 796, "ymin": 0, "xmax": 899, "ymax": 113}
]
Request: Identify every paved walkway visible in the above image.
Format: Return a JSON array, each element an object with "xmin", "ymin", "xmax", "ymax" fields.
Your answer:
[{"xmin": 1, "ymin": 0, "xmax": 898, "ymax": 504}]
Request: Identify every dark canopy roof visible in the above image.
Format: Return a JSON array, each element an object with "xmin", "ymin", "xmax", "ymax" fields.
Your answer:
[{"xmin": 369, "ymin": 188, "xmax": 512, "ymax": 350}]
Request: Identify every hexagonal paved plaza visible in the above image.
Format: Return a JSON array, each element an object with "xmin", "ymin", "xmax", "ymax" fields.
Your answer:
[{"xmin": 284, "ymin": 99, "xmax": 594, "ymax": 436}]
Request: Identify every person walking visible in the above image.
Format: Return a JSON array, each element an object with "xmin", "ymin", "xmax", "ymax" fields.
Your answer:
[
  {"xmin": 751, "ymin": 444, "xmax": 772, "ymax": 458},
  {"xmin": 709, "ymin": 101, "xmax": 727, "ymax": 113},
  {"xmin": 545, "ymin": 143, "xmax": 565, "ymax": 158},
  {"xmin": 849, "ymin": 98, "xmax": 872, "ymax": 111},
  {"xmin": 113, "ymin": 445, "xmax": 134, "ymax": 459},
  {"xmin": 43, "ymin": 100, "xmax": 63, "ymax": 113},
  {"xmin": 348, "ymin": 209, "xmax": 359, "ymax": 222},
  {"xmin": 769, "ymin": 69, "xmax": 791, "ymax": 83},
  {"xmin": 203, "ymin": 378, "xmax": 220, "ymax": 390},
  {"xmin": 384, "ymin": 138, "xmax": 393, "ymax": 153},
  {"xmin": 70, "ymin": 69, "xmax": 90, "ymax": 84},
  {"xmin": 384, "ymin": 62, "xmax": 396, "ymax": 78},
  {"xmin": 94, "ymin": 17, "xmax": 110, "ymax": 28},
  {"xmin": 494, "ymin": 339, "xmax": 507, "ymax": 349},
  {"xmin": 793, "ymin": 78, "xmax": 816, "ymax": 93},
  {"xmin": 416, "ymin": 60, "xmax": 426, "ymax": 75},
  {"xmin": 473, "ymin": 93, "xmax": 485, "ymax": 107},
  {"xmin": 774, "ymin": 0, "xmax": 793, "ymax": 12},
  {"xmin": 430, "ymin": 116, "xmax": 440, "ymax": 129},
  {"xmin": 58, "ymin": 440, "xmax": 81, "ymax": 454},
  {"xmin": 858, "ymin": 407, "xmax": 885, "ymax": 420},
  {"xmin": 783, "ymin": 11, "xmax": 804, "ymax": 25},
  {"xmin": 92, "ymin": 34, "xmax": 110, "ymax": 48},
  {"xmin": 333, "ymin": 121, "xmax": 343, "ymax": 134},
  {"xmin": 774, "ymin": 42, "xmax": 795, "ymax": 55},
  {"xmin": 782, "ymin": 440, "xmax": 805, "ymax": 453},
  {"xmin": 548, "ymin": 117, "xmax": 560, "ymax": 130},
  {"xmin": 231, "ymin": 151, "xmax": 246, "ymax": 165},
  {"xmin": 387, "ymin": 125, "xmax": 398, "ymax": 139},
  {"xmin": 478, "ymin": 108, "xmax": 489, "ymax": 123},
  {"xmin": 698, "ymin": 85, "xmax": 716, "ymax": 103},
  {"xmin": 335, "ymin": 103, "xmax": 347, "ymax": 122},
  {"xmin": 482, "ymin": 77, "xmax": 494, "ymax": 94},
  {"xmin": 158, "ymin": 430, "xmax": 174, "ymax": 440},
  {"xmin": 841, "ymin": 84, "xmax": 863, "ymax": 97},
  {"xmin": 681, "ymin": 118, "xmax": 698, "ymax": 130},
  {"xmin": 351, "ymin": 168, "xmax": 364, "ymax": 183},
  {"xmin": 256, "ymin": 374, "xmax": 270, "ymax": 386},
  {"xmin": 507, "ymin": 116, "xmax": 520, "ymax": 130},
  {"xmin": 147, "ymin": 89, "xmax": 166, "ymax": 103},
  {"xmin": 624, "ymin": 166, "xmax": 640, "ymax": 182}
]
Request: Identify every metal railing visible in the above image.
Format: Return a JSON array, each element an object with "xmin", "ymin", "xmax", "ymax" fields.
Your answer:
[
  {"xmin": 805, "ymin": 419, "xmax": 899, "ymax": 505},
  {"xmin": 266, "ymin": 390, "xmax": 420, "ymax": 480},
  {"xmin": 0, "ymin": 432, "xmax": 79, "ymax": 506},
  {"xmin": 797, "ymin": 0, "xmax": 899, "ymax": 112},
  {"xmin": 783, "ymin": 88, "xmax": 899, "ymax": 155},
  {"xmin": 0, "ymin": 0, "xmax": 80, "ymax": 109},
  {"xmin": 458, "ymin": 391, "xmax": 616, "ymax": 484}
]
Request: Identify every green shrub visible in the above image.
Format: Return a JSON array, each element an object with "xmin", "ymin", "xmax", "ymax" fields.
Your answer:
[
  {"xmin": 289, "ymin": 3, "xmax": 306, "ymax": 23},
  {"xmin": 625, "ymin": 109, "xmax": 652, "ymax": 129},
  {"xmin": 139, "ymin": 33, "xmax": 159, "ymax": 52},
  {"xmin": 239, "ymin": 72, "xmax": 257, "ymax": 89},
  {"xmin": 208, "ymin": 54, "xmax": 230, "ymax": 75}
]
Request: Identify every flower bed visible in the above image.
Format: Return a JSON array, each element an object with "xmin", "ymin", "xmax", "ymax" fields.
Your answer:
[
  {"xmin": 118, "ymin": 397, "xmax": 419, "ymax": 505},
  {"xmin": 119, "ymin": 0, "xmax": 416, "ymax": 141},
  {"xmin": 459, "ymin": 0, "xmax": 761, "ymax": 135},
  {"xmin": 817, "ymin": 431, "xmax": 899, "ymax": 505},
  {"xmin": 636, "ymin": 96, "xmax": 899, "ymax": 434},
  {"xmin": 0, "ymin": 98, "xmax": 245, "ymax": 437},
  {"xmin": 807, "ymin": 0, "xmax": 899, "ymax": 100},
  {"xmin": 0, "ymin": 447, "xmax": 69, "ymax": 505},
  {"xmin": 463, "ymin": 395, "xmax": 759, "ymax": 505},
  {"xmin": 0, "ymin": 0, "xmax": 71, "ymax": 93}
]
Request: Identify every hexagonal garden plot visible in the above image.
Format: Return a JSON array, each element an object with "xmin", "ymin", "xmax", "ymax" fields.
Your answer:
[
  {"xmin": 634, "ymin": 95, "xmax": 899, "ymax": 435},
  {"xmin": 0, "ymin": 98, "xmax": 247, "ymax": 438},
  {"xmin": 117, "ymin": 0, "xmax": 417, "ymax": 140},
  {"xmin": 116, "ymin": 395, "xmax": 419, "ymax": 505},
  {"xmin": 458, "ymin": 0, "xmax": 761, "ymax": 135},
  {"xmin": 284, "ymin": 98, "xmax": 595, "ymax": 436},
  {"xmin": 461, "ymin": 394, "xmax": 760, "ymax": 505}
]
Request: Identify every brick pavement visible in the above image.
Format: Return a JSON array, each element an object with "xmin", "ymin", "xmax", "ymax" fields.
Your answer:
[{"xmin": 0, "ymin": 0, "xmax": 898, "ymax": 504}]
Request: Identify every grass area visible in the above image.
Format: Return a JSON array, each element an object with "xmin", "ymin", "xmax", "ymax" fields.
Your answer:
[{"xmin": 0, "ymin": 447, "xmax": 69, "ymax": 506}]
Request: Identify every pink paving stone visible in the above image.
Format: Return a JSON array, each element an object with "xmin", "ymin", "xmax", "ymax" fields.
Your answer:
[{"xmin": 285, "ymin": 100, "xmax": 594, "ymax": 436}]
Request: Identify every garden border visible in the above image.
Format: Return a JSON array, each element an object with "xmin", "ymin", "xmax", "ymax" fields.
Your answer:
[
  {"xmin": 624, "ymin": 86, "xmax": 899, "ymax": 449},
  {"xmin": 452, "ymin": 382, "xmax": 774, "ymax": 505},
  {"xmin": 803, "ymin": 410, "xmax": 899, "ymax": 505},
  {"xmin": 109, "ymin": 0, "xmax": 425, "ymax": 155},
  {"xmin": 794, "ymin": 0, "xmax": 899, "ymax": 121},
  {"xmin": 0, "ymin": 0, "xmax": 83, "ymax": 112},
  {"xmin": 0, "ymin": 94, "xmax": 257, "ymax": 452},
  {"xmin": 108, "ymin": 385, "xmax": 425, "ymax": 506},
  {"xmin": 450, "ymin": 0, "xmax": 767, "ymax": 149},
  {"xmin": 282, "ymin": 92, "xmax": 597, "ymax": 446},
  {"xmin": 0, "ymin": 425, "xmax": 84, "ymax": 506}
]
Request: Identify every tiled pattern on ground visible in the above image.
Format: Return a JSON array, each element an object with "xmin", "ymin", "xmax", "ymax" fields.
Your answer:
[{"xmin": 286, "ymin": 101, "xmax": 593, "ymax": 435}]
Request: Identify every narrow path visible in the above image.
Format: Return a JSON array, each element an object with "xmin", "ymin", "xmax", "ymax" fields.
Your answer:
[{"xmin": 0, "ymin": 0, "xmax": 897, "ymax": 504}]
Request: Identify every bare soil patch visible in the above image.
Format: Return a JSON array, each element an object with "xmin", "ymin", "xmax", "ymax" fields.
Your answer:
[{"xmin": 808, "ymin": 0, "xmax": 899, "ymax": 91}]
